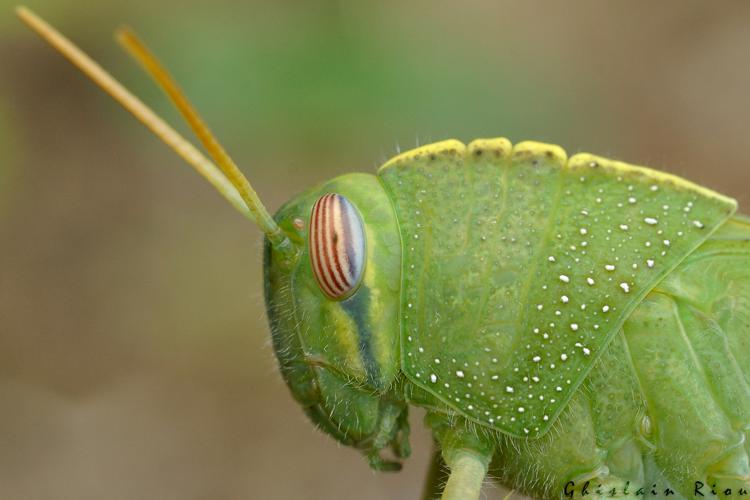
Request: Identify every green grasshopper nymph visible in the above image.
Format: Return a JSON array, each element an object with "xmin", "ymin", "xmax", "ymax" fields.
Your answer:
[{"xmin": 18, "ymin": 7, "xmax": 750, "ymax": 500}]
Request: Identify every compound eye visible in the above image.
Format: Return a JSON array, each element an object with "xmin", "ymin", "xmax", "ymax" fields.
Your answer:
[{"xmin": 309, "ymin": 193, "xmax": 366, "ymax": 300}]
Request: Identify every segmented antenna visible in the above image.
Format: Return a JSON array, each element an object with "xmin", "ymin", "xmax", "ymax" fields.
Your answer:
[
  {"xmin": 15, "ymin": 6, "xmax": 290, "ymax": 249},
  {"xmin": 115, "ymin": 28, "xmax": 287, "ymax": 248}
]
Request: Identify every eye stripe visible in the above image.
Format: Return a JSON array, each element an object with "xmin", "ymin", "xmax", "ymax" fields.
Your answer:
[
  {"xmin": 325, "ymin": 195, "xmax": 349, "ymax": 290},
  {"xmin": 311, "ymin": 194, "xmax": 339, "ymax": 297},
  {"xmin": 310, "ymin": 193, "xmax": 366, "ymax": 299},
  {"xmin": 325, "ymin": 194, "xmax": 349, "ymax": 290},
  {"xmin": 316, "ymin": 194, "xmax": 341, "ymax": 296},
  {"xmin": 317, "ymin": 194, "xmax": 344, "ymax": 296}
]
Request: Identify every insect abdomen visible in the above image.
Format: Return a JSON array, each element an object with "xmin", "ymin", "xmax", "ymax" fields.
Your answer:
[{"xmin": 490, "ymin": 215, "xmax": 750, "ymax": 498}]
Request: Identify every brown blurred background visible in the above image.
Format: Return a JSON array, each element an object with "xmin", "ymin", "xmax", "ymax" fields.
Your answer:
[{"xmin": 1, "ymin": 1, "xmax": 749, "ymax": 499}]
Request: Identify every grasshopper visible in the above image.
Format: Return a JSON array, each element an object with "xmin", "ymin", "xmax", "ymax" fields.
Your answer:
[{"xmin": 17, "ymin": 7, "xmax": 750, "ymax": 500}]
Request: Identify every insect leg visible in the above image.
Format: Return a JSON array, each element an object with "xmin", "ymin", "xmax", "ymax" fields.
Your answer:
[
  {"xmin": 425, "ymin": 412, "xmax": 495, "ymax": 500},
  {"xmin": 366, "ymin": 402, "xmax": 409, "ymax": 471}
]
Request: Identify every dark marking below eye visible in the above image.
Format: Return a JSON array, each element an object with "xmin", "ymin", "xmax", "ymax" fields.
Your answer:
[{"xmin": 340, "ymin": 285, "xmax": 381, "ymax": 388}]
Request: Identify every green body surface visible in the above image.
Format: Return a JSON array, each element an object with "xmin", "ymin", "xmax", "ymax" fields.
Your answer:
[
  {"xmin": 378, "ymin": 138, "xmax": 736, "ymax": 438},
  {"xmin": 264, "ymin": 138, "xmax": 749, "ymax": 498},
  {"xmin": 20, "ymin": 7, "xmax": 748, "ymax": 497},
  {"xmin": 486, "ymin": 215, "xmax": 750, "ymax": 499},
  {"xmin": 264, "ymin": 173, "xmax": 410, "ymax": 469}
]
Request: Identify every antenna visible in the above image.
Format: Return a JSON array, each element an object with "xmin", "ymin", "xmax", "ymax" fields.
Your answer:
[
  {"xmin": 115, "ymin": 28, "xmax": 287, "ymax": 248},
  {"xmin": 15, "ymin": 6, "xmax": 290, "ymax": 249}
]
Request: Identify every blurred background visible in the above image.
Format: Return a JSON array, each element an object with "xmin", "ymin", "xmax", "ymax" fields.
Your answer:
[{"xmin": 1, "ymin": 1, "xmax": 749, "ymax": 499}]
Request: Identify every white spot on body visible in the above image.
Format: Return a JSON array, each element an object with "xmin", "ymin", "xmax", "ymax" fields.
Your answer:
[{"xmin": 641, "ymin": 415, "xmax": 652, "ymax": 435}]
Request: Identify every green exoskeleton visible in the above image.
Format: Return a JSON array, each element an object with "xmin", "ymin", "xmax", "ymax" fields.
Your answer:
[{"xmin": 19, "ymin": 7, "xmax": 750, "ymax": 500}]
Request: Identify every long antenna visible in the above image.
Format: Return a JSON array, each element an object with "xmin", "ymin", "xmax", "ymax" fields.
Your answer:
[
  {"xmin": 115, "ymin": 28, "xmax": 287, "ymax": 248},
  {"xmin": 15, "ymin": 6, "xmax": 289, "ymax": 249}
]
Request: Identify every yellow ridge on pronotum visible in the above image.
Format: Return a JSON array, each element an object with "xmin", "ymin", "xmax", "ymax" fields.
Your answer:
[{"xmin": 379, "ymin": 137, "xmax": 737, "ymax": 209}]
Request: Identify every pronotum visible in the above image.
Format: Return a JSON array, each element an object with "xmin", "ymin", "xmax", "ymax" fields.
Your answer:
[{"xmin": 17, "ymin": 7, "xmax": 750, "ymax": 500}]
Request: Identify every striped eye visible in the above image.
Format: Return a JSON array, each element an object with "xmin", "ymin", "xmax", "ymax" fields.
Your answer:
[{"xmin": 309, "ymin": 193, "xmax": 367, "ymax": 300}]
